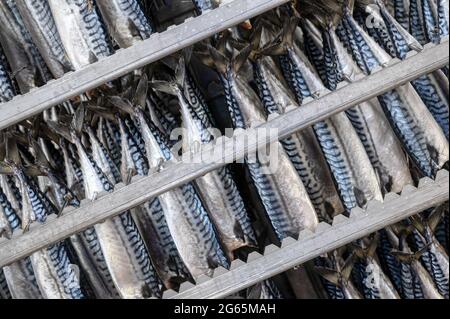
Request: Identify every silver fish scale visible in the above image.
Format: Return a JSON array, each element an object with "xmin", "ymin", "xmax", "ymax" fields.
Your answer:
[
  {"xmin": 142, "ymin": 198, "xmax": 190, "ymax": 278},
  {"xmin": 4, "ymin": 0, "xmax": 53, "ymax": 83},
  {"xmin": 422, "ymin": 0, "xmax": 441, "ymax": 43},
  {"xmin": 72, "ymin": 0, "xmax": 112, "ymax": 57},
  {"xmin": 399, "ymin": 262, "xmax": 425, "ymax": 299},
  {"xmin": 23, "ymin": 0, "xmax": 71, "ymax": 68},
  {"xmin": 0, "ymin": 49, "xmax": 14, "ymax": 102},
  {"xmin": 117, "ymin": 0, "xmax": 153, "ymax": 38},
  {"xmin": 253, "ymin": 62, "xmax": 328, "ymax": 220},
  {"xmin": 77, "ymin": 227, "xmax": 120, "ymax": 297},
  {"xmin": 180, "ymin": 182, "xmax": 230, "ymax": 268},
  {"xmin": 412, "ymin": 231, "xmax": 449, "ymax": 298},
  {"xmin": 0, "ymin": 269, "xmax": 11, "ymax": 299},
  {"xmin": 47, "ymin": 242, "xmax": 85, "ymax": 299},
  {"xmin": 116, "ymin": 212, "xmax": 162, "ymax": 297}
]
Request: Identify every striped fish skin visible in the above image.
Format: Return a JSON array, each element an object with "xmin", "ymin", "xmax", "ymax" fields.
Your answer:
[
  {"xmin": 422, "ymin": 0, "xmax": 441, "ymax": 43},
  {"xmin": 15, "ymin": 0, "xmax": 73, "ymax": 78},
  {"xmin": 48, "ymin": 0, "xmax": 112, "ymax": 70},
  {"xmin": 340, "ymin": 10, "xmax": 449, "ymax": 178},
  {"xmin": 220, "ymin": 68, "xmax": 319, "ymax": 240},
  {"xmin": 136, "ymin": 109, "xmax": 229, "ymax": 278},
  {"xmin": 374, "ymin": 1, "xmax": 449, "ymax": 139},
  {"xmin": 253, "ymin": 55, "xmax": 344, "ymax": 220},
  {"xmin": 0, "ymin": 188, "xmax": 43, "ymax": 299},
  {"xmin": 83, "ymin": 127, "xmax": 162, "ymax": 298},
  {"xmin": 308, "ymin": 21, "xmax": 413, "ymax": 195},
  {"xmin": 393, "ymin": 0, "xmax": 411, "ymax": 30},
  {"xmin": 95, "ymin": 0, "xmax": 152, "ymax": 48},
  {"xmin": 98, "ymin": 118, "xmax": 122, "ymax": 170},
  {"xmin": 437, "ymin": 0, "xmax": 449, "ymax": 37},
  {"xmin": 413, "ymin": 229, "xmax": 449, "ymax": 298},
  {"xmin": 0, "ymin": 1, "xmax": 50, "ymax": 93},
  {"xmin": 131, "ymin": 200, "xmax": 191, "ymax": 288},
  {"xmin": 0, "ymin": 269, "xmax": 11, "ymax": 299},
  {"xmin": 166, "ymin": 66, "xmax": 257, "ymax": 255},
  {"xmin": 0, "ymin": 49, "xmax": 14, "ymax": 102},
  {"xmin": 193, "ymin": 0, "xmax": 214, "ymax": 14}
]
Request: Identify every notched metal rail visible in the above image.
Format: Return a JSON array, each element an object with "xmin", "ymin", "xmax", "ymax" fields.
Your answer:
[
  {"xmin": 164, "ymin": 170, "xmax": 450, "ymax": 299},
  {"xmin": 0, "ymin": 40, "xmax": 448, "ymax": 269},
  {"xmin": 0, "ymin": 0, "xmax": 290, "ymax": 131}
]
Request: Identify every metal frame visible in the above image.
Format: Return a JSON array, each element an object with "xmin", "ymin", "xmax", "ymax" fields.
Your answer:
[
  {"xmin": 164, "ymin": 171, "xmax": 449, "ymax": 299},
  {"xmin": 0, "ymin": 0, "xmax": 290, "ymax": 131},
  {"xmin": 0, "ymin": 40, "xmax": 448, "ymax": 268}
]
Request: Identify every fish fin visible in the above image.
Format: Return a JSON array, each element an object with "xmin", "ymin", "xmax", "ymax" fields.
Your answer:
[
  {"xmin": 250, "ymin": 23, "xmax": 263, "ymax": 52},
  {"xmin": 5, "ymin": 133, "xmax": 21, "ymax": 165},
  {"xmin": 182, "ymin": 47, "xmax": 194, "ymax": 64},
  {"xmin": 108, "ymin": 96, "xmax": 134, "ymax": 115},
  {"xmin": 72, "ymin": 104, "xmax": 86, "ymax": 135},
  {"xmin": 207, "ymin": 45, "xmax": 229, "ymax": 74},
  {"xmin": 47, "ymin": 121, "xmax": 73, "ymax": 144},
  {"xmin": 315, "ymin": 266, "xmax": 341, "ymax": 285},
  {"xmin": 232, "ymin": 45, "xmax": 252, "ymax": 74},
  {"xmin": 133, "ymin": 73, "xmax": 149, "ymax": 109},
  {"xmin": 353, "ymin": 187, "xmax": 367, "ymax": 208},
  {"xmin": 28, "ymin": 137, "xmax": 50, "ymax": 169},
  {"xmin": 427, "ymin": 206, "xmax": 446, "ymax": 233},
  {"xmin": 342, "ymin": 252, "xmax": 356, "ymax": 281},
  {"xmin": 410, "ymin": 216, "xmax": 426, "ymax": 237},
  {"xmin": 390, "ymin": 250, "xmax": 415, "ymax": 263},
  {"xmin": 0, "ymin": 162, "xmax": 13, "ymax": 175},
  {"xmin": 150, "ymin": 81, "xmax": 178, "ymax": 96}
]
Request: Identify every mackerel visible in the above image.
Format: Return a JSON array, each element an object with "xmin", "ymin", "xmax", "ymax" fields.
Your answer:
[
  {"xmin": 0, "ymin": 48, "xmax": 14, "ymax": 102},
  {"xmin": 95, "ymin": 0, "xmax": 152, "ymax": 48},
  {"xmin": 15, "ymin": 0, "xmax": 73, "ymax": 78}
]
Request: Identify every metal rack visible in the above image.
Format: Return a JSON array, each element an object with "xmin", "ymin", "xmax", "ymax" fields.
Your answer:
[
  {"xmin": 0, "ymin": 0, "xmax": 448, "ymax": 300},
  {"xmin": 0, "ymin": 39, "xmax": 448, "ymax": 268},
  {"xmin": 164, "ymin": 171, "xmax": 449, "ymax": 299},
  {"xmin": 0, "ymin": 0, "xmax": 289, "ymax": 131}
]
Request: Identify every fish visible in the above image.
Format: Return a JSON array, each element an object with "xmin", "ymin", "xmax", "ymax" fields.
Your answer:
[
  {"xmin": 205, "ymin": 42, "xmax": 319, "ymax": 241},
  {"xmin": 48, "ymin": 0, "xmax": 112, "ymax": 70},
  {"xmin": 95, "ymin": 0, "xmax": 153, "ymax": 48},
  {"xmin": 193, "ymin": 0, "xmax": 214, "ymax": 14},
  {"xmin": 0, "ymin": 269, "xmax": 11, "ymax": 299},
  {"xmin": 0, "ymin": 0, "xmax": 52, "ymax": 93},
  {"xmin": 251, "ymin": 27, "xmax": 344, "ymax": 221},
  {"xmin": 68, "ymin": 114, "xmax": 163, "ymax": 298},
  {"xmin": 247, "ymin": 279, "xmax": 284, "ymax": 299},
  {"xmin": 15, "ymin": 0, "xmax": 73, "ymax": 78},
  {"xmin": 0, "ymin": 185, "xmax": 43, "ymax": 299},
  {"xmin": 151, "ymin": 58, "xmax": 257, "ymax": 256},
  {"xmin": 0, "ymin": 48, "xmax": 14, "ymax": 103},
  {"xmin": 387, "ymin": 226, "xmax": 444, "ymax": 299},
  {"xmin": 315, "ymin": 251, "xmax": 363, "ymax": 299},
  {"xmin": 132, "ymin": 105, "xmax": 229, "ymax": 278},
  {"xmin": 262, "ymin": 16, "xmax": 383, "ymax": 212},
  {"xmin": 351, "ymin": 235, "xmax": 400, "ymax": 299},
  {"xmin": 361, "ymin": 0, "xmax": 449, "ymax": 139},
  {"xmin": 410, "ymin": 210, "xmax": 449, "ymax": 298},
  {"xmin": 338, "ymin": 2, "xmax": 449, "ymax": 178},
  {"xmin": 302, "ymin": 16, "xmax": 414, "ymax": 194}
]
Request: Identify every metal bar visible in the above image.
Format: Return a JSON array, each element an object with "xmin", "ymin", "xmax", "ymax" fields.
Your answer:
[
  {"xmin": 166, "ymin": 171, "xmax": 449, "ymax": 299},
  {"xmin": 0, "ymin": 40, "xmax": 448, "ymax": 268},
  {"xmin": 0, "ymin": 0, "xmax": 290, "ymax": 131}
]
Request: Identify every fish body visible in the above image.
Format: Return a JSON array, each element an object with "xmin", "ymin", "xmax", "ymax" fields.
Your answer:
[
  {"xmin": 15, "ymin": 0, "xmax": 73, "ymax": 78},
  {"xmin": 83, "ymin": 127, "xmax": 162, "ymax": 298},
  {"xmin": 220, "ymin": 66, "xmax": 319, "ymax": 239},
  {"xmin": 160, "ymin": 64, "xmax": 257, "ymax": 255},
  {"xmin": 0, "ymin": 0, "xmax": 51, "ymax": 93},
  {"xmin": 0, "ymin": 269, "xmax": 11, "ymax": 299},
  {"xmin": 131, "ymin": 199, "xmax": 191, "ymax": 288},
  {"xmin": 48, "ymin": 0, "xmax": 111, "ymax": 70},
  {"xmin": 253, "ymin": 55, "xmax": 343, "ymax": 220},
  {"xmin": 95, "ymin": 0, "xmax": 152, "ymax": 48},
  {"xmin": 0, "ymin": 49, "xmax": 14, "ymax": 102},
  {"xmin": 136, "ymin": 108, "xmax": 229, "ymax": 278}
]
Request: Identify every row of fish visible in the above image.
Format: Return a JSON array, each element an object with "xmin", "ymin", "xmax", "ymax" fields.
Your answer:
[{"xmin": 0, "ymin": 0, "xmax": 448, "ymax": 299}]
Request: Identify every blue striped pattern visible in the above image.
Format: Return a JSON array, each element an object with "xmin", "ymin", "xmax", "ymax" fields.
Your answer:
[
  {"xmin": 73, "ymin": 0, "xmax": 112, "ymax": 57},
  {"xmin": 100, "ymin": 119, "xmax": 122, "ymax": 169},
  {"xmin": 303, "ymin": 28, "xmax": 328, "ymax": 84},
  {"xmin": 0, "ymin": 269, "xmax": 11, "ymax": 299},
  {"xmin": 117, "ymin": 212, "xmax": 162, "ymax": 297},
  {"xmin": 192, "ymin": 0, "xmax": 213, "ymax": 14},
  {"xmin": 47, "ymin": 242, "xmax": 85, "ymax": 299},
  {"xmin": 399, "ymin": 262, "xmax": 425, "ymax": 299},
  {"xmin": 393, "ymin": 0, "xmax": 410, "ymax": 30},
  {"xmin": 413, "ymin": 230, "xmax": 449, "ymax": 298},
  {"xmin": 122, "ymin": 117, "xmax": 149, "ymax": 176},
  {"xmin": 117, "ymin": 0, "xmax": 153, "ymax": 38},
  {"xmin": 0, "ymin": 49, "xmax": 14, "ymax": 102},
  {"xmin": 377, "ymin": 230, "xmax": 403, "ymax": 293},
  {"xmin": 353, "ymin": 260, "xmax": 381, "ymax": 299},
  {"xmin": 421, "ymin": 0, "xmax": 440, "ymax": 43},
  {"xmin": 143, "ymin": 197, "xmax": 191, "ymax": 278},
  {"xmin": 410, "ymin": 0, "xmax": 428, "ymax": 45},
  {"xmin": 438, "ymin": 0, "xmax": 449, "ymax": 37}
]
